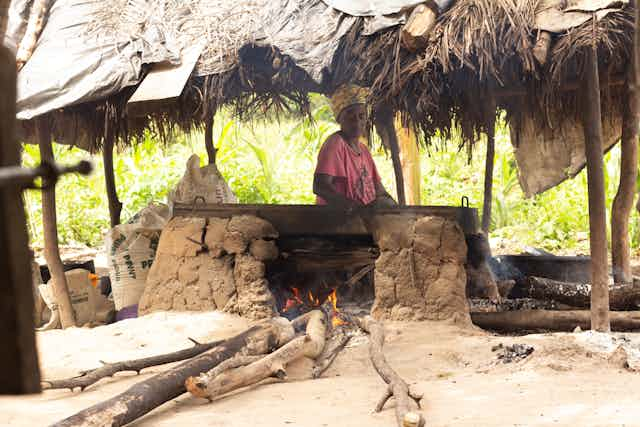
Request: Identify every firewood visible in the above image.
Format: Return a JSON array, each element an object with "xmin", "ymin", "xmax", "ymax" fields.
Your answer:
[
  {"xmin": 354, "ymin": 316, "xmax": 424, "ymax": 427},
  {"xmin": 401, "ymin": 2, "xmax": 438, "ymax": 52},
  {"xmin": 312, "ymin": 328, "xmax": 351, "ymax": 379},
  {"xmin": 523, "ymin": 276, "xmax": 640, "ymax": 310},
  {"xmin": 186, "ymin": 310, "xmax": 327, "ymax": 400},
  {"xmin": 51, "ymin": 318, "xmax": 294, "ymax": 427},
  {"xmin": 42, "ymin": 338, "xmax": 227, "ymax": 391},
  {"xmin": 472, "ymin": 310, "xmax": 640, "ymax": 332}
]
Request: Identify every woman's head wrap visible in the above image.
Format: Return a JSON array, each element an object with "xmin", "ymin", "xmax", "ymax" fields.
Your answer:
[{"xmin": 330, "ymin": 84, "xmax": 369, "ymax": 120}]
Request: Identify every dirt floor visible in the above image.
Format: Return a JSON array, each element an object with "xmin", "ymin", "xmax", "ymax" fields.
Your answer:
[{"xmin": 2, "ymin": 312, "xmax": 640, "ymax": 427}]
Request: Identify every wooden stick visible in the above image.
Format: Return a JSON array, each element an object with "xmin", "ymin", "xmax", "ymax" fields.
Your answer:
[
  {"xmin": 42, "ymin": 338, "xmax": 227, "ymax": 391},
  {"xmin": 36, "ymin": 117, "xmax": 76, "ymax": 329},
  {"xmin": 103, "ymin": 118, "xmax": 122, "ymax": 228},
  {"xmin": 52, "ymin": 318, "xmax": 294, "ymax": 427},
  {"xmin": 345, "ymin": 264, "xmax": 375, "ymax": 288},
  {"xmin": 204, "ymin": 111, "xmax": 217, "ymax": 165},
  {"xmin": 375, "ymin": 108, "xmax": 406, "ymax": 206},
  {"xmin": 581, "ymin": 30, "xmax": 610, "ymax": 332},
  {"xmin": 612, "ymin": 0, "xmax": 640, "ymax": 285},
  {"xmin": 186, "ymin": 310, "xmax": 327, "ymax": 400},
  {"xmin": 312, "ymin": 329, "xmax": 351, "ymax": 379},
  {"xmin": 472, "ymin": 310, "xmax": 640, "ymax": 332},
  {"xmin": 15, "ymin": 0, "xmax": 52, "ymax": 70},
  {"xmin": 355, "ymin": 316, "xmax": 424, "ymax": 427}
]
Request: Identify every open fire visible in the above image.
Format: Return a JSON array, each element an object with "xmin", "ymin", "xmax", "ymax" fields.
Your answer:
[{"xmin": 283, "ymin": 287, "xmax": 345, "ymax": 328}]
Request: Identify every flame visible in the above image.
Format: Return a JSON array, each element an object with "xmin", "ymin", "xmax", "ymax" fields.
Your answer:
[
  {"xmin": 283, "ymin": 287, "xmax": 346, "ymax": 328},
  {"xmin": 328, "ymin": 289, "xmax": 345, "ymax": 328}
]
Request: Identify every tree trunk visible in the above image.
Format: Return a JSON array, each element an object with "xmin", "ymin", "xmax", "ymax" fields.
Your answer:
[
  {"xmin": 204, "ymin": 112, "xmax": 217, "ymax": 165},
  {"xmin": 472, "ymin": 310, "xmax": 640, "ymax": 332},
  {"xmin": 375, "ymin": 109, "xmax": 406, "ymax": 205},
  {"xmin": 581, "ymin": 42, "xmax": 610, "ymax": 332},
  {"xmin": 0, "ymin": 34, "xmax": 41, "ymax": 394},
  {"xmin": 36, "ymin": 118, "xmax": 76, "ymax": 329},
  {"xmin": 612, "ymin": 0, "xmax": 640, "ymax": 285},
  {"xmin": 482, "ymin": 105, "xmax": 496, "ymax": 234},
  {"xmin": 103, "ymin": 123, "xmax": 122, "ymax": 228},
  {"xmin": 52, "ymin": 319, "xmax": 294, "ymax": 427},
  {"xmin": 523, "ymin": 276, "xmax": 640, "ymax": 310},
  {"xmin": 186, "ymin": 310, "xmax": 326, "ymax": 400}
]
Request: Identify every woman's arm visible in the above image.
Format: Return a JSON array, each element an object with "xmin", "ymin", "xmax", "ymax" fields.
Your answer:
[
  {"xmin": 313, "ymin": 174, "xmax": 357, "ymax": 209},
  {"xmin": 373, "ymin": 181, "xmax": 398, "ymax": 207}
]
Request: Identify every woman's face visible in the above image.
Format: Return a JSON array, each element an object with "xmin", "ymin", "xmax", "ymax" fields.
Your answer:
[{"xmin": 338, "ymin": 104, "xmax": 367, "ymax": 140}]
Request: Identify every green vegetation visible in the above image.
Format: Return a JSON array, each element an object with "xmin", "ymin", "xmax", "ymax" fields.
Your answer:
[{"xmin": 21, "ymin": 98, "xmax": 640, "ymax": 255}]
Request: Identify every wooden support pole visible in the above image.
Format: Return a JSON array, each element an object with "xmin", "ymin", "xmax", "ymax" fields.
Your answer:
[
  {"xmin": 0, "ymin": 33, "xmax": 41, "ymax": 394},
  {"xmin": 481, "ymin": 102, "xmax": 497, "ymax": 234},
  {"xmin": 36, "ymin": 117, "xmax": 76, "ymax": 329},
  {"xmin": 611, "ymin": 3, "xmax": 639, "ymax": 284},
  {"xmin": 581, "ymin": 39, "xmax": 610, "ymax": 332},
  {"xmin": 102, "ymin": 122, "xmax": 122, "ymax": 228},
  {"xmin": 395, "ymin": 115, "xmax": 421, "ymax": 205},
  {"xmin": 374, "ymin": 109, "xmax": 406, "ymax": 205},
  {"xmin": 204, "ymin": 112, "xmax": 217, "ymax": 165}
]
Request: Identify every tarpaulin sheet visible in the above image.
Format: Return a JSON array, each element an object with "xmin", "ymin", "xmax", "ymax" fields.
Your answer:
[
  {"xmin": 510, "ymin": 115, "xmax": 621, "ymax": 197},
  {"xmin": 535, "ymin": 0, "xmax": 628, "ymax": 33},
  {"xmin": 10, "ymin": 0, "xmax": 177, "ymax": 120},
  {"xmin": 259, "ymin": 0, "xmax": 358, "ymax": 84}
]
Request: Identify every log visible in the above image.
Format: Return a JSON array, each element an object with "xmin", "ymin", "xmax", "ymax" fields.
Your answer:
[
  {"xmin": 401, "ymin": 2, "xmax": 438, "ymax": 52},
  {"xmin": 0, "ymin": 34, "xmax": 41, "ymax": 394},
  {"xmin": 52, "ymin": 318, "xmax": 294, "ymax": 427},
  {"xmin": 103, "ymin": 122, "xmax": 122, "ymax": 228},
  {"xmin": 612, "ymin": 0, "xmax": 640, "ymax": 285},
  {"xmin": 186, "ymin": 310, "xmax": 327, "ymax": 400},
  {"xmin": 581, "ymin": 40, "xmax": 610, "ymax": 332},
  {"xmin": 355, "ymin": 316, "xmax": 424, "ymax": 427},
  {"xmin": 523, "ymin": 276, "xmax": 640, "ymax": 310},
  {"xmin": 15, "ymin": 0, "xmax": 52, "ymax": 70},
  {"xmin": 472, "ymin": 310, "xmax": 640, "ymax": 332},
  {"xmin": 532, "ymin": 31, "xmax": 553, "ymax": 66},
  {"xmin": 37, "ymin": 118, "xmax": 76, "ymax": 329},
  {"xmin": 42, "ymin": 338, "xmax": 225, "ymax": 391}
]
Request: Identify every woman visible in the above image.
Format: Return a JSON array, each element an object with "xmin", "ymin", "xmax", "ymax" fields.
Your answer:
[{"xmin": 313, "ymin": 85, "xmax": 396, "ymax": 210}]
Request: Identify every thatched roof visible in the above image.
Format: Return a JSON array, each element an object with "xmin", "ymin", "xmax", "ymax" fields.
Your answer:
[{"xmin": 4, "ymin": 0, "xmax": 634, "ymax": 181}]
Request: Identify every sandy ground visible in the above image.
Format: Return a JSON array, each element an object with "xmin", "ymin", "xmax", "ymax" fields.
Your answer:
[{"xmin": 2, "ymin": 312, "xmax": 640, "ymax": 427}]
